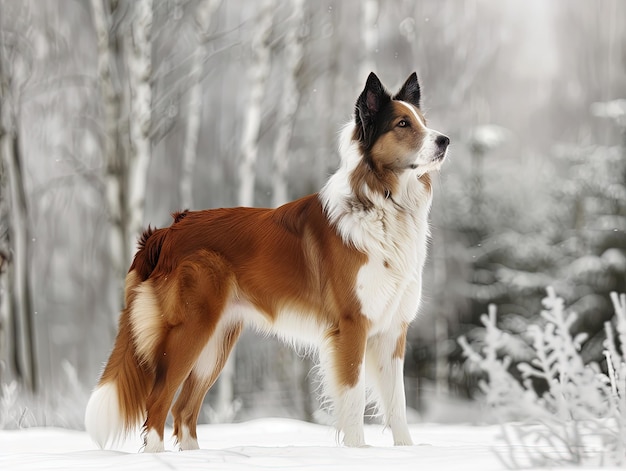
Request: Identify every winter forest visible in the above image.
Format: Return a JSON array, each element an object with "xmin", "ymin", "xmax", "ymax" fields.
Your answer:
[{"xmin": 1, "ymin": 0, "xmax": 625, "ymax": 466}]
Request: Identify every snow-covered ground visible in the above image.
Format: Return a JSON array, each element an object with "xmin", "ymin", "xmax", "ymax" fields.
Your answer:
[{"xmin": 0, "ymin": 418, "xmax": 608, "ymax": 470}]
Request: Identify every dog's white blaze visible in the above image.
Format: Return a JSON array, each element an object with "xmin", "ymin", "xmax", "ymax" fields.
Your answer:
[
  {"xmin": 130, "ymin": 281, "xmax": 162, "ymax": 365},
  {"xmin": 397, "ymin": 100, "xmax": 425, "ymax": 129}
]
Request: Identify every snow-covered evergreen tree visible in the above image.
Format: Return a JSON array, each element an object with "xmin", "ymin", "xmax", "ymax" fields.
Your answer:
[{"xmin": 453, "ymin": 100, "xmax": 626, "ymax": 400}]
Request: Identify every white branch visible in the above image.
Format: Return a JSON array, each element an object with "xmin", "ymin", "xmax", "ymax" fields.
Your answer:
[{"xmin": 610, "ymin": 292, "xmax": 626, "ymax": 364}]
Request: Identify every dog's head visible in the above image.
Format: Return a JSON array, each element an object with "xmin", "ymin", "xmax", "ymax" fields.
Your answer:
[{"xmin": 353, "ymin": 72, "xmax": 449, "ymax": 180}]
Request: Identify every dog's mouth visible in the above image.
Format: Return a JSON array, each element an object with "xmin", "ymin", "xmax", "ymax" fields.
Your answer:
[
  {"xmin": 434, "ymin": 149, "xmax": 447, "ymax": 161},
  {"xmin": 407, "ymin": 152, "xmax": 447, "ymax": 172}
]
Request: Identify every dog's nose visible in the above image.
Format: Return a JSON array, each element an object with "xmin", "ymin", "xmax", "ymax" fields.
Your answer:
[{"xmin": 435, "ymin": 134, "xmax": 450, "ymax": 150}]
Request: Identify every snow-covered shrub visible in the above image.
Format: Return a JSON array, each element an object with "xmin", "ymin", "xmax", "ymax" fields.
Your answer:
[
  {"xmin": 0, "ymin": 360, "xmax": 89, "ymax": 429},
  {"xmin": 0, "ymin": 381, "xmax": 22, "ymax": 428},
  {"xmin": 459, "ymin": 288, "xmax": 626, "ymax": 467}
]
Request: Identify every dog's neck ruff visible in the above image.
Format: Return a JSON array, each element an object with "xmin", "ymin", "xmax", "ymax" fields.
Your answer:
[{"xmin": 319, "ymin": 123, "xmax": 433, "ymax": 253}]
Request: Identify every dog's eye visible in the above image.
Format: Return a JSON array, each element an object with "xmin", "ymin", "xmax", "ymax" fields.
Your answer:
[{"xmin": 397, "ymin": 120, "xmax": 409, "ymax": 128}]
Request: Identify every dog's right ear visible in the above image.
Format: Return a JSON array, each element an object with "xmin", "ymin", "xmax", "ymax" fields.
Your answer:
[
  {"xmin": 394, "ymin": 72, "xmax": 421, "ymax": 109},
  {"xmin": 355, "ymin": 72, "xmax": 390, "ymax": 148}
]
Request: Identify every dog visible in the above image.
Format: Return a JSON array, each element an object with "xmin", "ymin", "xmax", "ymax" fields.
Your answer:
[{"xmin": 85, "ymin": 72, "xmax": 449, "ymax": 451}]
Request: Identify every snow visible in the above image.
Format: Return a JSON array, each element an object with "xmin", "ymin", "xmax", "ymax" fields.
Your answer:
[
  {"xmin": 0, "ymin": 418, "xmax": 603, "ymax": 470},
  {"xmin": 591, "ymin": 99, "xmax": 626, "ymax": 125},
  {"xmin": 468, "ymin": 124, "xmax": 509, "ymax": 152}
]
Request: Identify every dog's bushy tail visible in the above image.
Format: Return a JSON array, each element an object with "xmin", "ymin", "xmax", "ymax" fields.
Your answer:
[
  {"xmin": 85, "ymin": 227, "xmax": 169, "ymax": 448},
  {"xmin": 131, "ymin": 225, "xmax": 169, "ymax": 281}
]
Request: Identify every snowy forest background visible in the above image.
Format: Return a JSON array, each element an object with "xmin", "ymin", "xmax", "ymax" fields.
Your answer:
[{"xmin": 0, "ymin": 0, "xmax": 625, "ymax": 430}]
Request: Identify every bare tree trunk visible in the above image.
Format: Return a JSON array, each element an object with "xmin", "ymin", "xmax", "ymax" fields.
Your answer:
[
  {"xmin": 237, "ymin": 0, "xmax": 274, "ymax": 207},
  {"xmin": 180, "ymin": 0, "xmax": 222, "ymax": 210},
  {"xmin": 0, "ymin": 152, "xmax": 9, "ymax": 386},
  {"xmin": 1, "ymin": 125, "xmax": 36, "ymax": 393},
  {"xmin": 0, "ymin": 272, "xmax": 6, "ymax": 385},
  {"xmin": 432, "ymin": 229, "xmax": 450, "ymax": 396},
  {"xmin": 0, "ymin": 38, "xmax": 37, "ymax": 393},
  {"xmin": 271, "ymin": 0, "xmax": 305, "ymax": 207},
  {"xmin": 127, "ymin": 0, "xmax": 153, "ymax": 257}
]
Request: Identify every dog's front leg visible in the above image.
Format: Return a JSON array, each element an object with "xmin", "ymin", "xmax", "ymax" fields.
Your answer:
[
  {"xmin": 336, "ymin": 366, "xmax": 367, "ymax": 447},
  {"xmin": 365, "ymin": 327, "xmax": 414, "ymax": 446},
  {"xmin": 321, "ymin": 314, "xmax": 369, "ymax": 447}
]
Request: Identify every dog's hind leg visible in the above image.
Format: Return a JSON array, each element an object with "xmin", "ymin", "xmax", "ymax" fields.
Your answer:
[
  {"xmin": 142, "ymin": 252, "xmax": 234, "ymax": 452},
  {"xmin": 172, "ymin": 320, "xmax": 243, "ymax": 450}
]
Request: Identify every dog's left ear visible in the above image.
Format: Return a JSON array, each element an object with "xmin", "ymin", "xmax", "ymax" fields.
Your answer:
[{"xmin": 394, "ymin": 72, "xmax": 421, "ymax": 109}]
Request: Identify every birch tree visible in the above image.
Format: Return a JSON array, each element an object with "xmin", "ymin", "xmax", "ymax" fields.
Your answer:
[
  {"xmin": 271, "ymin": 0, "xmax": 305, "ymax": 207},
  {"xmin": 180, "ymin": 0, "xmax": 222, "ymax": 210},
  {"xmin": 237, "ymin": 0, "xmax": 275, "ymax": 207},
  {"xmin": 126, "ymin": 0, "xmax": 153, "ymax": 257}
]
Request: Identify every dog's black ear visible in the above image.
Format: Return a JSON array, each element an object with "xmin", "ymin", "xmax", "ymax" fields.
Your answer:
[
  {"xmin": 355, "ymin": 72, "xmax": 390, "ymax": 147},
  {"xmin": 394, "ymin": 72, "xmax": 421, "ymax": 109}
]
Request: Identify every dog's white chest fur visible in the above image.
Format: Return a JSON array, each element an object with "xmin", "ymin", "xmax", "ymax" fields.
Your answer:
[
  {"xmin": 320, "ymin": 126, "xmax": 434, "ymax": 333},
  {"xmin": 353, "ymin": 201, "xmax": 430, "ymax": 332}
]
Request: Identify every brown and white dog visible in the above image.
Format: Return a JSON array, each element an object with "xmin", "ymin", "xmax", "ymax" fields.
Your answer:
[{"xmin": 85, "ymin": 72, "xmax": 449, "ymax": 451}]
